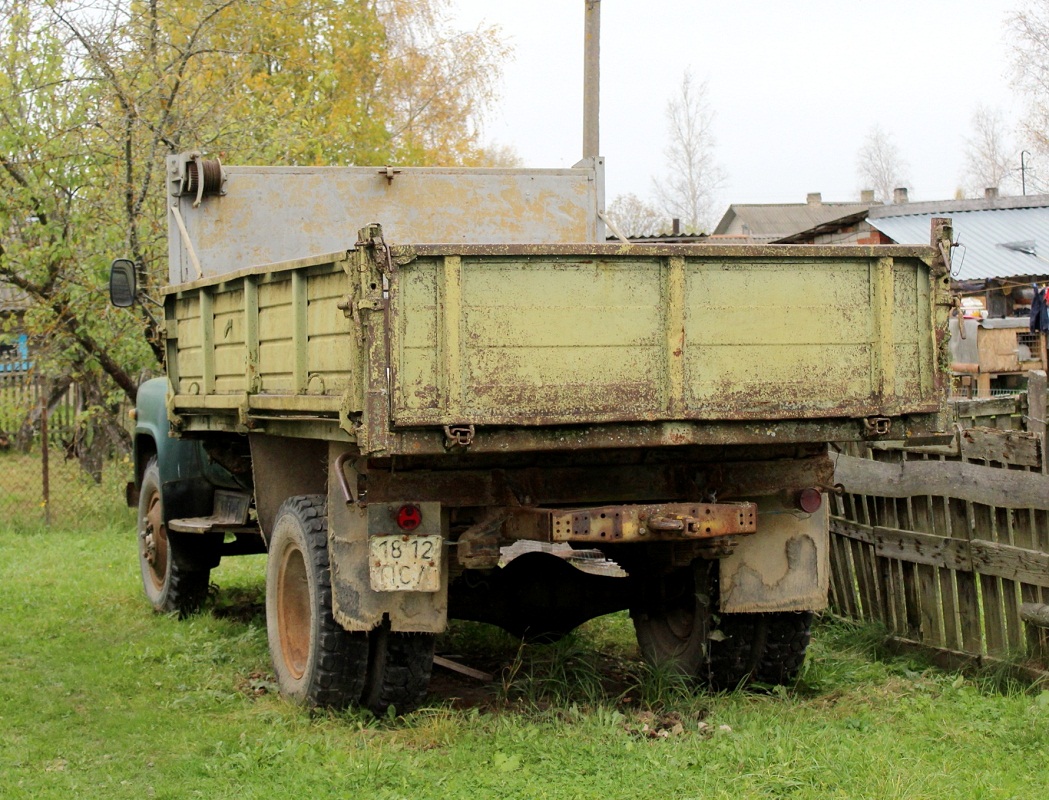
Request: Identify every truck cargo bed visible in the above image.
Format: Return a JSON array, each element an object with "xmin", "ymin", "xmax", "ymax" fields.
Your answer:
[{"xmin": 164, "ymin": 234, "xmax": 950, "ymax": 455}]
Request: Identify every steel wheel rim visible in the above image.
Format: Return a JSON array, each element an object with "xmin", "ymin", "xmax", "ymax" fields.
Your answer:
[
  {"xmin": 665, "ymin": 605, "xmax": 695, "ymax": 641},
  {"xmin": 143, "ymin": 490, "xmax": 168, "ymax": 591},
  {"xmin": 277, "ymin": 545, "xmax": 311, "ymax": 680}
]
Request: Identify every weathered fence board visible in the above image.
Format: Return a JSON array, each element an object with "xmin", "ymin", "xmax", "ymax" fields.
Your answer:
[
  {"xmin": 959, "ymin": 427, "xmax": 1041, "ymax": 466},
  {"xmin": 832, "ymin": 518, "xmax": 971, "ymax": 570},
  {"xmin": 834, "ymin": 452, "xmax": 1049, "ymax": 510},
  {"xmin": 831, "ymin": 383, "xmax": 1049, "ymax": 673}
]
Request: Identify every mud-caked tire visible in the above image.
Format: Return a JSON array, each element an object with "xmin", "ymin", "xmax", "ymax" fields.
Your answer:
[
  {"xmin": 755, "ymin": 611, "xmax": 813, "ymax": 684},
  {"xmin": 137, "ymin": 456, "xmax": 210, "ymax": 617},
  {"xmin": 360, "ymin": 619, "xmax": 435, "ymax": 717},
  {"xmin": 632, "ymin": 560, "xmax": 813, "ymax": 690},
  {"xmin": 706, "ymin": 610, "xmax": 813, "ymax": 689},
  {"xmin": 632, "ymin": 560, "xmax": 715, "ymax": 677},
  {"xmin": 266, "ymin": 495, "xmax": 370, "ymax": 709}
]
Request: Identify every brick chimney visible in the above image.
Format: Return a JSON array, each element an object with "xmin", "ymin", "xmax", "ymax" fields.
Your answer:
[
  {"xmin": 806, "ymin": 192, "xmax": 822, "ymax": 205},
  {"xmin": 893, "ymin": 187, "xmax": 909, "ymax": 204},
  {"xmin": 860, "ymin": 189, "xmax": 875, "ymax": 203},
  {"xmin": 985, "ymin": 187, "xmax": 999, "ymax": 200}
]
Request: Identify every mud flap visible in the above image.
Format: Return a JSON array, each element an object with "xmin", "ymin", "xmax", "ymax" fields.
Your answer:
[
  {"xmin": 718, "ymin": 496, "xmax": 829, "ymax": 614},
  {"xmin": 327, "ymin": 444, "xmax": 449, "ymax": 634}
]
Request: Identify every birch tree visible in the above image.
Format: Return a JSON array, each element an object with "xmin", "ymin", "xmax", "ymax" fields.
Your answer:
[
  {"xmin": 856, "ymin": 125, "xmax": 909, "ymax": 203},
  {"xmin": 1010, "ymin": 1, "xmax": 1049, "ymax": 155},
  {"xmin": 606, "ymin": 193, "xmax": 668, "ymax": 237},
  {"xmin": 961, "ymin": 105, "xmax": 1017, "ymax": 196},
  {"xmin": 653, "ymin": 70, "xmax": 726, "ymax": 233}
]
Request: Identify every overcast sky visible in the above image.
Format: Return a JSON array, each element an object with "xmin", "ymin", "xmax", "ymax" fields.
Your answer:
[{"xmin": 448, "ymin": 0, "xmax": 1024, "ymax": 212}]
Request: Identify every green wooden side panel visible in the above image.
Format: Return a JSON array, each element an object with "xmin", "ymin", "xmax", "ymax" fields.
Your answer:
[
  {"xmin": 397, "ymin": 262, "xmax": 440, "ymax": 412},
  {"xmin": 173, "ymin": 295, "xmax": 202, "ymax": 392},
  {"xmin": 306, "ymin": 270, "xmax": 356, "ymax": 390},
  {"xmin": 892, "ymin": 262, "xmax": 931, "ymax": 400},
  {"xmin": 684, "ymin": 259, "xmax": 875, "ymax": 416},
  {"xmin": 170, "ymin": 260, "xmax": 357, "ymax": 406},
  {"xmin": 212, "ymin": 286, "xmax": 246, "ymax": 394},
  {"xmin": 462, "ymin": 259, "xmax": 664, "ymax": 417},
  {"xmin": 257, "ymin": 279, "xmax": 293, "ymax": 393},
  {"xmin": 167, "ymin": 245, "xmax": 945, "ymax": 440}
]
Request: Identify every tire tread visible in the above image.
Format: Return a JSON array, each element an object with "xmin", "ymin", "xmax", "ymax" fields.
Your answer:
[
  {"xmin": 362, "ymin": 622, "xmax": 434, "ymax": 716},
  {"xmin": 269, "ymin": 495, "xmax": 369, "ymax": 709},
  {"xmin": 138, "ymin": 457, "xmax": 211, "ymax": 618}
]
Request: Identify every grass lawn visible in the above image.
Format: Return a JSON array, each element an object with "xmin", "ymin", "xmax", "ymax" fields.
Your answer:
[{"xmin": 2, "ymin": 507, "xmax": 1049, "ymax": 799}]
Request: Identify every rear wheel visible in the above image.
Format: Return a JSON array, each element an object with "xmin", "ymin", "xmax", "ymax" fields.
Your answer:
[
  {"xmin": 757, "ymin": 611, "xmax": 812, "ymax": 683},
  {"xmin": 631, "ymin": 560, "xmax": 812, "ymax": 689},
  {"xmin": 707, "ymin": 610, "xmax": 813, "ymax": 689},
  {"xmin": 266, "ymin": 495, "xmax": 369, "ymax": 708},
  {"xmin": 632, "ymin": 560, "xmax": 714, "ymax": 676},
  {"xmin": 360, "ymin": 619, "xmax": 435, "ymax": 717},
  {"xmin": 137, "ymin": 456, "xmax": 209, "ymax": 617}
]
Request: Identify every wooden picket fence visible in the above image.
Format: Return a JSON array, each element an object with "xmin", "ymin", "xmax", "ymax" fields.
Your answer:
[
  {"xmin": 830, "ymin": 373, "xmax": 1049, "ymax": 675},
  {"xmin": 0, "ymin": 357, "xmax": 81, "ymax": 446}
]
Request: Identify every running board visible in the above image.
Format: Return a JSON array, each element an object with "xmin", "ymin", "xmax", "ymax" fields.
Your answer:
[{"xmin": 169, "ymin": 489, "xmax": 256, "ymax": 534}]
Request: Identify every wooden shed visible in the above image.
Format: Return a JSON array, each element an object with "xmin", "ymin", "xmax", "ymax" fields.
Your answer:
[{"xmin": 949, "ymin": 317, "xmax": 1046, "ymax": 397}]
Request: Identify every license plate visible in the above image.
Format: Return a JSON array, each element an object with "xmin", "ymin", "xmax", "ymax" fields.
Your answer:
[{"xmin": 369, "ymin": 535, "xmax": 442, "ymax": 592}]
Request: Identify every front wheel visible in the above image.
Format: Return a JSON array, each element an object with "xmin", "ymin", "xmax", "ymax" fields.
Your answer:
[
  {"xmin": 137, "ymin": 456, "xmax": 210, "ymax": 617},
  {"xmin": 265, "ymin": 495, "xmax": 370, "ymax": 708}
]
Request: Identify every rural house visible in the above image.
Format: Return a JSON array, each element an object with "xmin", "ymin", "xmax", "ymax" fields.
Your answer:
[
  {"xmin": 711, "ymin": 191, "xmax": 880, "ymax": 243},
  {"xmin": 0, "ymin": 283, "xmax": 31, "ymax": 372}
]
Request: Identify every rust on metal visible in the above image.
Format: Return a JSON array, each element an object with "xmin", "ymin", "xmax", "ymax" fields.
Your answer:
[
  {"xmin": 141, "ymin": 484, "xmax": 168, "ymax": 592},
  {"xmin": 168, "ymin": 489, "xmax": 253, "ymax": 534},
  {"xmin": 365, "ymin": 451, "xmax": 834, "ymax": 508},
  {"xmin": 547, "ymin": 501, "xmax": 757, "ymax": 543},
  {"xmin": 380, "ymin": 418, "xmax": 945, "ymax": 457},
  {"xmin": 455, "ymin": 510, "xmax": 509, "ymax": 569},
  {"xmin": 443, "ymin": 424, "xmax": 475, "ymax": 449},
  {"xmin": 399, "ymin": 241, "xmax": 938, "ymax": 261},
  {"xmin": 862, "ymin": 416, "xmax": 892, "ymax": 437},
  {"xmin": 333, "ymin": 451, "xmax": 359, "ymax": 505},
  {"xmin": 451, "ymin": 500, "xmax": 758, "ymax": 569}
]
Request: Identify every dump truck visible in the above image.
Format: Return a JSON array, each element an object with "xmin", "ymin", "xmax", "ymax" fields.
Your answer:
[{"xmin": 111, "ymin": 152, "xmax": 952, "ymax": 714}]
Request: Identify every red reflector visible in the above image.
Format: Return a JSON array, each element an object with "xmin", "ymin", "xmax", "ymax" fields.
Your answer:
[
  {"xmin": 396, "ymin": 504, "xmax": 422, "ymax": 531},
  {"xmin": 796, "ymin": 488, "xmax": 823, "ymax": 514}
]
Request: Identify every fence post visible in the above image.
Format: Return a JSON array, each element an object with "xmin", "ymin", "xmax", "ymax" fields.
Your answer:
[
  {"xmin": 1028, "ymin": 370, "xmax": 1047, "ymax": 474},
  {"xmin": 1021, "ymin": 604, "xmax": 1049, "ymax": 666},
  {"xmin": 41, "ymin": 392, "xmax": 50, "ymax": 526}
]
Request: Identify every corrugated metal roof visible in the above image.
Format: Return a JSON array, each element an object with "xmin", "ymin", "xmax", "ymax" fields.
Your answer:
[
  {"xmin": 773, "ymin": 209, "xmax": 873, "ymax": 244},
  {"xmin": 607, "ymin": 233, "xmax": 709, "ymax": 243},
  {"xmin": 869, "ymin": 206, "xmax": 1049, "ymax": 281}
]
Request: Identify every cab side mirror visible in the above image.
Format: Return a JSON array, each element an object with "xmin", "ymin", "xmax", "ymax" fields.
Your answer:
[{"xmin": 109, "ymin": 259, "xmax": 137, "ymax": 307}]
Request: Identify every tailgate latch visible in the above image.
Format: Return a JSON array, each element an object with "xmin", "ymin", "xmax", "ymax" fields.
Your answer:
[
  {"xmin": 444, "ymin": 424, "xmax": 475, "ymax": 449},
  {"xmin": 863, "ymin": 416, "xmax": 892, "ymax": 437}
]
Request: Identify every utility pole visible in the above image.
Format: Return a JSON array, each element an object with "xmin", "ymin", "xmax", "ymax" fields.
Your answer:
[
  {"xmin": 583, "ymin": 0, "xmax": 600, "ymax": 159},
  {"xmin": 1021, "ymin": 150, "xmax": 1031, "ymax": 196}
]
